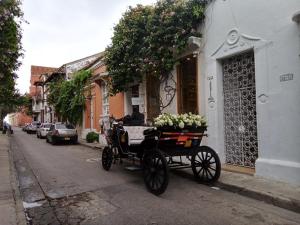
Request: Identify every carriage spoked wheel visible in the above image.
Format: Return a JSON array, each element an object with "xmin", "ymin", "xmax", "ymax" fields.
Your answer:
[
  {"xmin": 102, "ymin": 146, "xmax": 113, "ymax": 171},
  {"xmin": 191, "ymin": 146, "xmax": 221, "ymax": 183},
  {"xmin": 143, "ymin": 150, "xmax": 169, "ymax": 195}
]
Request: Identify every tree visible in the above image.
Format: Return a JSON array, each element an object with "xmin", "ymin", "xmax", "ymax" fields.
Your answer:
[
  {"xmin": 105, "ymin": 0, "xmax": 207, "ymax": 94},
  {"xmin": 0, "ymin": 0, "xmax": 24, "ymax": 121},
  {"xmin": 47, "ymin": 70, "xmax": 92, "ymax": 125}
]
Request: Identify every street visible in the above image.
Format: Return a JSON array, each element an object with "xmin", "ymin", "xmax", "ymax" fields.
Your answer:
[{"xmin": 10, "ymin": 128, "xmax": 300, "ymax": 225}]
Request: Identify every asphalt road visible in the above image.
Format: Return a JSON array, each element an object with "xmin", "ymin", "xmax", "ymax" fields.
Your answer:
[{"xmin": 11, "ymin": 128, "xmax": 300, "ymax": 225}]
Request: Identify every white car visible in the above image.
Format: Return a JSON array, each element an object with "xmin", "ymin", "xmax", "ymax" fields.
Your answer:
[
  {"xmin": 37, "ymin": 123, "xmax": 52, "ymax": 138},
  {"xmin": 46, "ymin": 123, "xmax": 78, "ymax": 144},
  {"xmin": 27, "ymin": 121, "xmax": 41, "ymax": 134}
]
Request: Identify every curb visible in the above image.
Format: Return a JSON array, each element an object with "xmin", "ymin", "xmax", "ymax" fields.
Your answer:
[
  {"xmin": 8, "ymin": 136, "xmax": 27, "ymax": 225},
  {"xmin": 79, "ymin": 141, "xmax": 103, "ymax": 150},
  {"xmin": 216, "ymin": 180, "xmax": 300, "ymax": 214}
]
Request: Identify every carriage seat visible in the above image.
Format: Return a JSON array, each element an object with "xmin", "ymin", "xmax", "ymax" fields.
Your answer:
[{"xmin": 123, "ymin": 126, "xmax": 152, "ymax": 145}]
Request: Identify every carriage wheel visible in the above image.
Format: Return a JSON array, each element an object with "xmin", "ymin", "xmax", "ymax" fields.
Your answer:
[
  {"xmin": 102, "ymin": 147, "xmax": 113, "ymax": 171},
  {"xmin": 191, "ymin": 146, "xmax": 221, "ymax": 183},
  {"xmin": 143, "ymin": 150, "xmax": 169, "ymax": 195}
]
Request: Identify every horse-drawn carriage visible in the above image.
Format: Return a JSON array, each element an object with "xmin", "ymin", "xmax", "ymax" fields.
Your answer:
[{"xmin": 101, "ymin": 116, "xmax": 221, "ymax": 195}]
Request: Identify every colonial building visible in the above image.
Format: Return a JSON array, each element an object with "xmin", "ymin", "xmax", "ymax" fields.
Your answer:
[
  {"xmin": 81, "ymin": 55, "xmax": 125, "ymax": 140},
  {"xmin": 156, "ymin": 0, "xmax": 300, "ymax": 185},
  {"xmin": 34, "ymin": 53, "xmax": 103, "ymax": 124},
  {"xmin": 30, "ymin": 66, "xmax": 57, "ymax": 122},
  {"xmin": 8, "ymin": 111, "xmax": 32, "ymax": 127},
  {"xmin": 203, "ymin": 0, "xmax": 300, "ymax": 185}
]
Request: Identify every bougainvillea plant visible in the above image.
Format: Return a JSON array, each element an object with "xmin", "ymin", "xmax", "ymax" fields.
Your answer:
[{"xmin": 105, "ymin": 0, "xmax": 208, "ymax": 94}]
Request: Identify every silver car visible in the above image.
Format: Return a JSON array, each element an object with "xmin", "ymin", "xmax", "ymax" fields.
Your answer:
[
  {"xmin": 37, "ymin": 123, "xmax": 52, "ymax": 138},
  {"xmin": 27, "ymin": 121, "xmax": 41, "ymax": 134},
  {"xmin": 46, "ymin": 123, "xmax": 78, "ymax": 144}
]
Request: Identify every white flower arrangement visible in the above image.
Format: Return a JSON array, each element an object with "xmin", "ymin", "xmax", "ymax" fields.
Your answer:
[{"xmin": 154, "ymin": 113, "xmax": 207, "ymax": 130}]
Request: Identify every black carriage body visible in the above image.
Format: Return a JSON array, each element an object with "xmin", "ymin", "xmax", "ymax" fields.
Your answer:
[
  {"xmin": 142, "ymin": 126, "xmax": 207, "ymax": 157},
  {"xmin": 102, "ymin": 123, "xmax": 221, "ymax": 196}
]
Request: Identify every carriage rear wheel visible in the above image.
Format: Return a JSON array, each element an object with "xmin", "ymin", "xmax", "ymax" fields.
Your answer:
[
  {"xmin": 191, "ymin": 146, "xmax": 221, "ymax": 183},
  {"xmin": 102, "ymin": 147, "xmax": 113, "ymax": 171},
  {"xmin": 143, "ymin": 150, "xmax": 169, "ymax": 195}
]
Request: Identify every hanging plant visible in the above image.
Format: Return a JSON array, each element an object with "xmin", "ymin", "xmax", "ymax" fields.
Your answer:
[{"xmin": 105, "ymin": 0, "xmax": 208, "ymax": 94}]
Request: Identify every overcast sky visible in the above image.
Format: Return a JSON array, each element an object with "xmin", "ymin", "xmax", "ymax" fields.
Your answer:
[{"xmin": 16, "ymin": 0, "xmax": 157, "ymax": 94}]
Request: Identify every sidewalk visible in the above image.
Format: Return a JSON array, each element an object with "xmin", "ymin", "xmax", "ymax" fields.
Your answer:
[
  {"xmin": 0, "ymin": 134, "xmax": 26, "ymax": 225},
  {"xmin": 78, "ymin": 138, "xmax": 103, "ymax": 150},
  {"xmin": 217, "ymin": 170, "xmax": 300, "ymax": 213}
]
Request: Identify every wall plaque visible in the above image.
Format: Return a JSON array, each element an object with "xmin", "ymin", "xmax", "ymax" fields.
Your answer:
[{"xmin": 280, "ymin": 73, "xmax": 293, "ymax": 82}]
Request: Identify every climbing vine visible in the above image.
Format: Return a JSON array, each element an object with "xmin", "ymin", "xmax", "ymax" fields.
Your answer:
[
  {"xmin": 47, "ymin": 70, "xmax": 91, "ymax": 125},
  {"xmin": 105, "ymin": 0, "xmax": 207, "ymax": 94}
]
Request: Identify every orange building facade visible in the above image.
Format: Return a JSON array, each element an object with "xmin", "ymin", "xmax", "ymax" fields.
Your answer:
[
  {"xmin": 30, "ymin": 66, "xmax": 57, "ymax": 96},
  {"xmin": 81, "ymin": 58, "xmax": 125, "ymax": 139},
  {"xmin": 10, "ymin": 111, "xmax": 32, "ymax": 127},
  {"xmin": 30, "ymin": 65, "xmax": 57, "ymax": 122}
]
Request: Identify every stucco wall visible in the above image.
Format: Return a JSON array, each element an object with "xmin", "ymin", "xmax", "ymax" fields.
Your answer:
[
  {"xmin": 201, "ymin": 0, "xmax": 300, "ymax": 185},
  {"xmin": 109, "ymin": 93, "xmax": 125, "ymax": 119}
]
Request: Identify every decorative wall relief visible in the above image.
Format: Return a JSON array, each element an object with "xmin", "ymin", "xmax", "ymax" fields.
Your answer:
[
  {"xmin": 207, "ymin": 76, "xmax": 216, "ymax": 109},
  {"xmin": 258, "ymin": 94, "xmax": 269, "ymax": 104},
  {"xmin": 160, "ymin": 73, "xmax": 177, "ymax": 111},
  {"xmin": 211, "ymin": 28, "xmax": 262, "ymax": 58}
]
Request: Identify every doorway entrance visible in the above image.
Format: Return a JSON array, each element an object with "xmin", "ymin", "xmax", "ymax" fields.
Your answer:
[
  {"xmin": 222, "ymin": 51, "xmax": 258, "ymax": 168},
  {"xmin": 177, "ymin": 56, "xmax": 198, "ymax": 114},
  {"xmin": 146, "ymin": 75, "xmax": 160, "ymax": 121}
]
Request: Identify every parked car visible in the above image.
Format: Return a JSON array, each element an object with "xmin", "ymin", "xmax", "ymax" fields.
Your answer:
[
  {"xmin": 22, "ymin": 123, "xmax": 30, "ymax": 132},
  {"xmin": 46, "ymin": 123, "xmax": 78, "ymax": 144},
  {"xmin": 37, "ymin": 123, "xmax": 52, "ymax": 138},
  {"xmin": 27, "ymin": 121, "xmax": 41, "ymax": 134}
]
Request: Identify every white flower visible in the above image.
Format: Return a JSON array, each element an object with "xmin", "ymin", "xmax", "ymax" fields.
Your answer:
[
  {"xmin": 196, "ymin": 121, "xmax": 201, "ymax": 127},
  {"xmin": 154, "ymin": 113, "xmax": 207, "ymax": 129}
]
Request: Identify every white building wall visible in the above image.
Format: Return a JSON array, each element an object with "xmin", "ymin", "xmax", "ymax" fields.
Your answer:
[{"xmin": 201, "ymin": 0, "xmax": 300, "ymax": 185}]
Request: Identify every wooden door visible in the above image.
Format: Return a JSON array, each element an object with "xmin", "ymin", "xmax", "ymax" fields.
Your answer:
[
  {"xmin": 177, "ymin": 56, "xmax": 198, "ymax": 114},
  {"xmin": 146, "ymin": 75, "xmax": 161, "ymax": 121}
]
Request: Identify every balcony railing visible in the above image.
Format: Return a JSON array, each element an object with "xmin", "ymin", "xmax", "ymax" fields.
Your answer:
[{"xmin": 32, "ymin": 104, "xmax": 41, "ymax": 112}]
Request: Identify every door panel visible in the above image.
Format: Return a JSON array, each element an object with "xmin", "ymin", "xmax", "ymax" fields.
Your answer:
[
  {"xmin": 223, "ymin": 51, "xmax": 258, "ymax": 168},
  {"xmin": 177, "ymin": 56, "xmax": 198, "ymax": 114},
  {"xmin": 146, "ymin": 75, "xmax": 160, "ymax": 121}
]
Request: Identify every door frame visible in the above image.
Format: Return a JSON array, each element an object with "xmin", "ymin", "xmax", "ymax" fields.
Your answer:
[{"xmin": 220, "ymin": 50, "xmax": 258, "ymax": 168}]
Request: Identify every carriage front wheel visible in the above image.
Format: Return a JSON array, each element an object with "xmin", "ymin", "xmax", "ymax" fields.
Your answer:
[
  {"xmin": 102, "ymin": 146, "xmax": 113, "ymax": 171},
  {"xmin": 143, "ymin": 150, "xmax": 169, "ymax": 195},
  {"xmin": 191, "ymin": 146, "xmax": 221, "ymax": 183}
]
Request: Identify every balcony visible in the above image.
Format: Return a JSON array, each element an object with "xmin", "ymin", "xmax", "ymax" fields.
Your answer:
[{"xmin": 32, "ymin": 102, "xmax": 41, "ymax": 112}]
